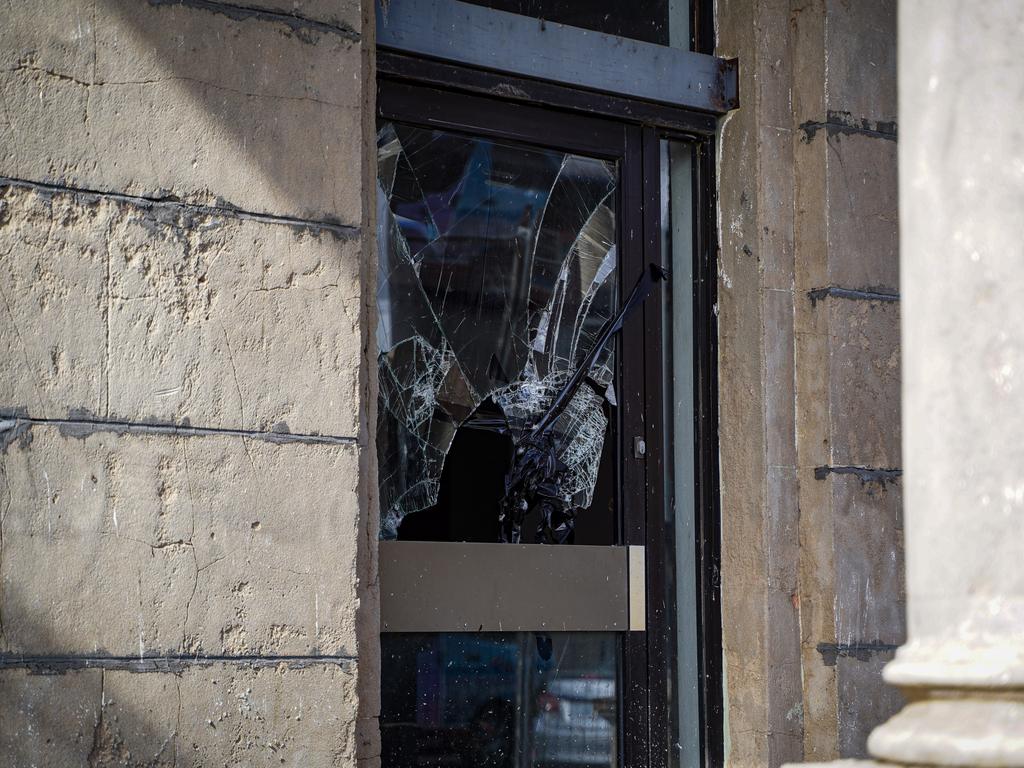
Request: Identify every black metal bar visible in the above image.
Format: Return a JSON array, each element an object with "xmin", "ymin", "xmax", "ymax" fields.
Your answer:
[
  {"xmin": 531, "ymin": 263, "xmax": 666, "ymax": 438},
  {"xmin": 378, "ymin": 80, "xmax": 627, "ymax": 159},
  {"xmin": 377, "ymin": 50, "xmax": 719, "ymax": 136},
  {"xmin": 693, "ymin": 136, "xmax": 725, "ymax": 768},
  {"xmin": 641, "ymin": 125, "xmax": 672, "ymax": 768},
  {"xmin": 377, "ymin": 0, "xmax": 738, "ymax": 115},
  {"xmin": 619, "ymin": 123, "xmax": 651, "ymax": 768}
]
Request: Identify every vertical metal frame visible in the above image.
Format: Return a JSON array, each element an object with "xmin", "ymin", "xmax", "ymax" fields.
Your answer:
[
  {"xmin": 635, "ymin": 126, "xmax": 668, "ymax": 768},
  {"xmin": 619, "ymin": 122, "xmax": 650, "ymax": 768},
  {"xmin": 684, "ymin": 9, "xmax": 725, "ymax": 765},
  {"xmin": 637, "ymin": 126, "xmax": 723, "ymax": 768},
  {"xmin": 692, "ymin": 135, "xmax": 724, "ymax": 768}
]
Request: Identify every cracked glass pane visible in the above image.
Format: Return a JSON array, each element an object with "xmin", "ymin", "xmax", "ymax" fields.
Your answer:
[{"xmin": 376, "ymin": 121, "xmax": 618, "ymax": 541}]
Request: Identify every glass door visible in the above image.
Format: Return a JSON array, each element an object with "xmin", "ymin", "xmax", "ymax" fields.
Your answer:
[
  {"xmin": 374, "ymin": 82, "xmax": 707, "ymax": 768},
  {"xmin": 375, "ymin": 86, "xmax": 641, "ymax": 768}
]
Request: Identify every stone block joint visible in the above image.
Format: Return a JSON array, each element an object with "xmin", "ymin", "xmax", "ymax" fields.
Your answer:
[
  {"xmin": 0, "ymin": 415, "xmax": 359, "ymax": 447},
  {"xmin": 0, "ymin": 176, "xmax": 361, "ymax": 239}
]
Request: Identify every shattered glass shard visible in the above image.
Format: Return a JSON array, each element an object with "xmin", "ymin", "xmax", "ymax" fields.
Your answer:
[{"xmin": 376, "ymin": 121, "xmax": 619, "ymax": 540}]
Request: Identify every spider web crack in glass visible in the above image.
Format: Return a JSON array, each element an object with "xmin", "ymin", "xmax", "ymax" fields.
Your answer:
[{"xmin": 376, "ymin": 122, "xmax": 618, "ymax": 540}]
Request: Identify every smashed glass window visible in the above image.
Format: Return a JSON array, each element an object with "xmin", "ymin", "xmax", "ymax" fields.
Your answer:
[{"xmin": 376, "ymin": 122, "xmax": 622, "ymax": 542}]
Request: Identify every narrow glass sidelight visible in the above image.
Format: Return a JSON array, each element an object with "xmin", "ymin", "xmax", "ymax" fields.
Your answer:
[{"xmin": 376, "ymin": 121, "xmax": 620, "ymax": 543}]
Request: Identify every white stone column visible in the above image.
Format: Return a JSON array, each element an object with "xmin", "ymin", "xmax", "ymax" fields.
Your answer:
[{"xmin": 864, "ymin": 0, "xmax": 1024, "ymax": 764}]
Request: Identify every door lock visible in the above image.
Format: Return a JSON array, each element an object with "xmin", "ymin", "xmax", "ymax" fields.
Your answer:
[{"xmin": 633, "ymin": 436, "xmax": 647, "ymax": 459}]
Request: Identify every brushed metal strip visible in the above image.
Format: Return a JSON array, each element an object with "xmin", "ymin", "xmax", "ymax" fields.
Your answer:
[
  {"xmin": 380, "ymin": 541, "xmax": 632, "ymax": 632},
  {"xmin": 628, "ymin": 545, "xmax": 647, "ymax": 631}
]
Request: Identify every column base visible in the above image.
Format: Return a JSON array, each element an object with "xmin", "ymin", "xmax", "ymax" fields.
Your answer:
[
  {"xmin": 867, "ymin": 695, "xmax": 1024, "ymax": 767},
  {"xmin": 882, "ymin": 636, "xmax": 1024, "ymax": 690},
  {"xmin": 840, "ymin": 634, "xmax": 1024, "ymax": 766}
]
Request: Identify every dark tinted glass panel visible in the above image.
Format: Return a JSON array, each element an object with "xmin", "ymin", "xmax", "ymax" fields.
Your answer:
[
  {"xmin": 461, "ymin": 0, "xmax": 671, "ymax": 45},
  {"xmin": 376, "ymin": 122, "xmax": 619, "ymax": 545},
  {"xmin": 382, "ymin": 632, "xmax": 619, "ymax": 768}
]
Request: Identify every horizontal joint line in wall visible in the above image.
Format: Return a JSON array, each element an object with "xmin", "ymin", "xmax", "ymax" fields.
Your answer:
[
  {"xmin": 0, "ymin": 414, "xmax": 359, "ymax": 447},
  {"xmin": 148, "ymin": 0, "xmax": 361, "ymax": 42},
  {"xmin": 807, "ymin": 286, "xmax": 900, "ymax": 305},
  {"xmin": 0, "ymin": 654, "xmax": 356, "ymax": 673},
  {"xmin": 0, "ymin": 176, "xmax": 360, "ymax": 238}
]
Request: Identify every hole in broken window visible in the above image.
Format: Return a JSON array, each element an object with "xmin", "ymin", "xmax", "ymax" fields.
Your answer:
[{"xmin": 376, "ymin": 121, "xmax": 620, "ymax": 543}]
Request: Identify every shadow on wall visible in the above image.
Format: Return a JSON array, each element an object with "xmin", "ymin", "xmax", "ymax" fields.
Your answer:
[
  {"xmin": 0, "ymin": 581, "xmax": 358, "ymax": 766},
  {"xmin": 3, "ymin": 0, "xmax": 364, "ymax": 227},
  {"xmin": 0, "ymin": 585, "xmax": 172, "ymax": 765}
]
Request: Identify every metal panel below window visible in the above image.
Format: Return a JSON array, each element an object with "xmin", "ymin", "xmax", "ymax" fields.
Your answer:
[{"xmin": 380, "ymin": 542, "xmax": 646, "ymax": 632}]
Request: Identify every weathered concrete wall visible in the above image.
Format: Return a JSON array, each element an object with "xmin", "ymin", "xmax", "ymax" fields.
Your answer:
[
  {"xmin": 0, "ymin": 1, "xmax": 379, "ymax": 766},
  {"xmin": 716, "ymin": 0, "xmax": 902, "ymax": 764}
]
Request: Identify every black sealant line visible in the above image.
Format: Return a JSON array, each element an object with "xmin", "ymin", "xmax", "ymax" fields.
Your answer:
[
  {"xmin": 147, "ymin": 0, "xmax": 361, "ymax": 42},
  {"xmin": 0, "ymin": 176, "xmax": 361, "ymax": 239},
  {"xmin": 799, "ymin": 110, "xmax": 898, "ymax": 143},
  {"xmin": 816, "ymin": 642, "xmax": 900, "ymax": 666},
  {"xmin": 807, "ymin": 286, "xmax": 900, "ymax": 306},
  {"xmin": 814, "ymin": 465, "xmax": 902, "ymax": 483},
  {"xmin": 0, "ymin": 414, "xmax": 358, "ymax": 447},
  {"xmin": 0, "ymin": 654, "xmax": 355, "ymax": 674}
]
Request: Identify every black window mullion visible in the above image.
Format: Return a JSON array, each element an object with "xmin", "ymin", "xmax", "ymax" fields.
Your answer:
[{"xmin": 619, "ymin": 123, "xmax": 651, "ymax": 768}]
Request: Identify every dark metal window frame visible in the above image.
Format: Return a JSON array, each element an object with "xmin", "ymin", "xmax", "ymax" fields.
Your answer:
[
  {"xmin": 376, "ymin": 0, "xmax": 737, "ymax": 116},
  {"xmin": 376, "ymin": 7, "xmax": 725, "ymax": 766}
]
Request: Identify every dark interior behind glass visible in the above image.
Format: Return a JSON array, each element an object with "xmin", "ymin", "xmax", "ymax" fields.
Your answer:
[{"xmin": 461, "ymin": 0, "xmax": 672, "ymax": 45}]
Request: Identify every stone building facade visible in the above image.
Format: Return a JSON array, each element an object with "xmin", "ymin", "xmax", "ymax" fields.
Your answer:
[
  {"xmin": 0, "ymin": 1, "xmax": 906, "ymax": 767},
  {"xmin": 716, "ymin": 1, "xmax": 902, "ymax": 763},
  {"xmin": 1, "ymin": 2, "xmax": 379, "ymax": 764}
]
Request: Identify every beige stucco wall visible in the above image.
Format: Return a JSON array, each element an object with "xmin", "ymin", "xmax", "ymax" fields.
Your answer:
[
  {"xmin": 0, "ymin": 2, "xmax": 379, "ymax": 765},
  {"xmin": 716, "ymin": 0, "xmax": 902, "ymax": 765}
]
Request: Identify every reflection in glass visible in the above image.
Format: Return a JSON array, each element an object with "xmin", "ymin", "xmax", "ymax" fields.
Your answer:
[
  {"xmin": 376, "ymin": 122, "xmax": 619, "ymax": 541},
  {"xmin": 382, "ymin": 633, "xmax": 619, "ymax": 768}
]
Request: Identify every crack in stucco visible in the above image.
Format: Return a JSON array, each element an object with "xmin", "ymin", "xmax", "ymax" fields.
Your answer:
[
  {"xmin": 174, "ymin": 675, "xmax": 182, "ymax": 765},
  {"xmin": 147, "ymin": 0, "xmax": 361, "ymax": 43},
  {"xmin": 180, "ymin": 440, "xmax": 200, "ymax": 654},
  {"xmin": 0, "ymin": 278, "xmax": 46, "ymax": 412},
  {"xmin": 103, "ymin": 208, "xmax": 112, "ymax": 418},
  {"xmin": 7, "ymin": 63, "xmax": 356, "ymax": 113}
]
